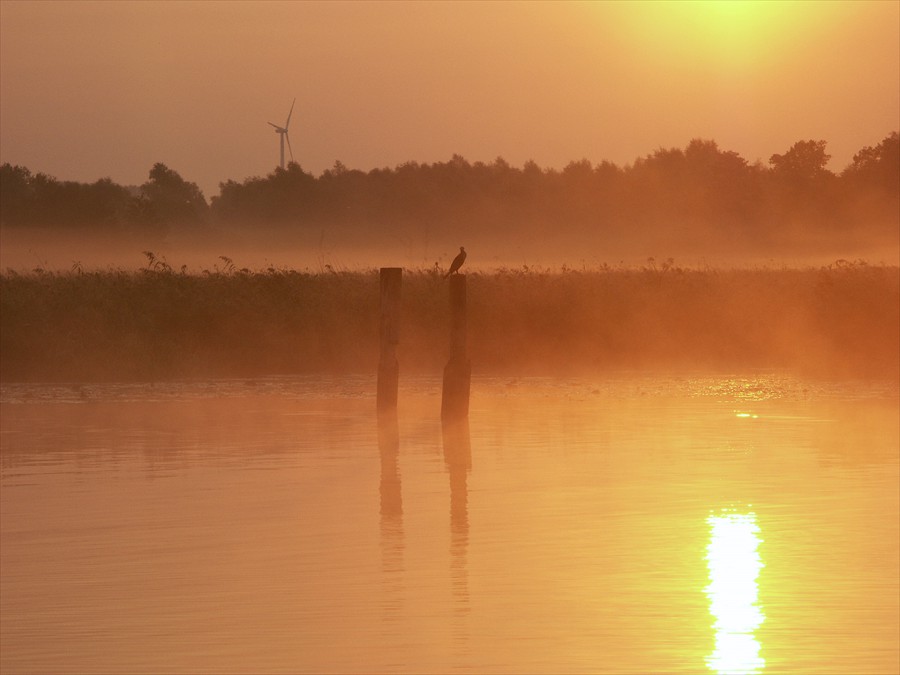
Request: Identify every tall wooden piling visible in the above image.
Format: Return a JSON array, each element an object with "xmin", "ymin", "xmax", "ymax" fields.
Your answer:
[
  {"xmin": 441, "ymin": 274, "xmax": 471, "ymax": 420},
  {"xmin": 377, "ymin": 267, "xmax": 402, "ymax": 413}
]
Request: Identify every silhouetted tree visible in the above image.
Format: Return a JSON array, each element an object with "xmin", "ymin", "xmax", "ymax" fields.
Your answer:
[
  {"xmin": 0, "ymin": 164, "xmax": 132, "ymax": 230},
  {"xmin": 769, "ymin": 140, "xmax": 832, "ymax": 181},
  {"xmin": 839, "ymin": 132, "xmax": 900, "ymax": 233},
  {"xmin": 0, "ymin": 164, "xmax": 34, "ymax": 226},
  {"xmin": 842, "ymin": 131, "xmax": 900, "ymax": 192},
  {"xmin": 764, "ymin": 139, "xmax": 840, "ymax": 233},
  {"xmin": 211, "ymin": 162, "xmax": 317, "ymax": 226},
  {"xmin": 141, "ymin": 163, "xmax": 208, "ymax": 229}
]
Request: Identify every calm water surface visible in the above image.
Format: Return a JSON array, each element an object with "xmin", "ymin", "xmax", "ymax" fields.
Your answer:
[{"xmin": 1, "ymin": 375, "xmax": 898, "ymax": 674}]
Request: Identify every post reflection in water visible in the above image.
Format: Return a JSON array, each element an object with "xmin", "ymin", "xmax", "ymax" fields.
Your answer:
[
  {"xmin": 705, "ymin": 511, "xmax": 766, "ymax": 674},
  {"xmin": 442, "ymin": 418, "xmax": 472, "ymax": 620},
  {"xmin": 377, "ymin": 411, "xmax": 404, "ymax": 621}
]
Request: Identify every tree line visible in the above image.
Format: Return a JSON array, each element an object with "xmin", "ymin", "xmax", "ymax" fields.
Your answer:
[{"xmin": 1, "ymin": 134, "xmax": 897, "ymax": 249}]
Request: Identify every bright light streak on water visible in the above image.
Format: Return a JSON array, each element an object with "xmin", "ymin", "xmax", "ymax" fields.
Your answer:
[{"xmin": 705, "ymin": 511, "xmax": 765, "ymax": 674}]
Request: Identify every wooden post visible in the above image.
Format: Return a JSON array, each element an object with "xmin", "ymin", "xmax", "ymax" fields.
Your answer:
[
  {"xmin": 377, "ymin": 268, "xmax": 402, "ymax": 413},
  {"xmin": 441, "ymin": 274, "xmax": 471, "ymax": 420}
]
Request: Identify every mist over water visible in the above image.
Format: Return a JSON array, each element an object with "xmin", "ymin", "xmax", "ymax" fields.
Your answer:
[
  {"xmin": 2, "ymin": 229, "xmax": 899, "ymax": 275},
  {"xmin": 3, "ymin": 195, "xmax": 899, "ymax": 276}
]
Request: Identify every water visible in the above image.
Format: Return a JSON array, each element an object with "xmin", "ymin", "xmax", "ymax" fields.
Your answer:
[{"xmin": 1, "ymin": 375, "xmax": 898, "ymax": 674}]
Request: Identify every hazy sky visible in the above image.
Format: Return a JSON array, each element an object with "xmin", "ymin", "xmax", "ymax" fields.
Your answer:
[{"xmin": 1, "ymin": 0, "xmax": 898, "ymax": 198}]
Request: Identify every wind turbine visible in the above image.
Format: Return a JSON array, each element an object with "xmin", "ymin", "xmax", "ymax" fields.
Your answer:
[{"xmin": 268, "ymin": 98, "xmax": 295, "ymax": 169}]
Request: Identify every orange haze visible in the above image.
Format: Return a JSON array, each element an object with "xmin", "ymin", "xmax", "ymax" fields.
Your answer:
[{"xmin": 1, "ymin": 0, "xmax": 898, "ymax": 198}]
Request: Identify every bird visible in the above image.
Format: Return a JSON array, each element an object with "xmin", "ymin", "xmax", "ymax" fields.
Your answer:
[{"xmin": 444, "ymin": 247, "xmax": 467, "ymax": 278}]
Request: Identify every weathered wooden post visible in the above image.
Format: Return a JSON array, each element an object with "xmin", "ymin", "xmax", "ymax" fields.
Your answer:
[
  {"xmin": 377, "ymin": 267, "xmax": 402, "ymax": 413},
  {"xmin": 441, "ymin": 274, "xmax": 471, "ymax": 420}
]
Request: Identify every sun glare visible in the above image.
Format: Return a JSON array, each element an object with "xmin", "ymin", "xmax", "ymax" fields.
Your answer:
[
  {"xmin": 609, "ymin": 0, "xmax": 838, "ymax": 72},
  {"xmin": 705, "ymin": 511, "xmax": 766, "ymax": 674}
]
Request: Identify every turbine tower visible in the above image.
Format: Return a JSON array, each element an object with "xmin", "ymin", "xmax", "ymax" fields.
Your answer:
[{"xmin": 268, "ymin": 98, "xmax": 295, "ymax": 169}]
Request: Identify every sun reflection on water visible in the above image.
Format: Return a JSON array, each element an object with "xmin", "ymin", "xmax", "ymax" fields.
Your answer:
[{"xmin": 705, "ymin": 511, "xmax": 765, "ymax": 674}]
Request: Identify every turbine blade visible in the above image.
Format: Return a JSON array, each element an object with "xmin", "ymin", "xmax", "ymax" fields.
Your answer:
[
  {"xmin": 268, "ymin": 122, "xmax": 281, "ymax": 130},
  {"xmin": 285, "ymin": 98, "xmax": 296, "ymax": 129},
  {"xmin": 286, "ymin": 132, "xmax": 294, "ymax": 162}
]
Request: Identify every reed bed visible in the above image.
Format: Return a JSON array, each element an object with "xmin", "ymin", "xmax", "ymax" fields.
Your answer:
[{"xmin": 1, "ymin": 261, "xmax": 897, "ymax": 382}]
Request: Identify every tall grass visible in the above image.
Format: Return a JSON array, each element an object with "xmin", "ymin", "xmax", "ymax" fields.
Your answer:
[{"xmin": 1, "ymin": 260, "xmax": 897, "ymax": 382}]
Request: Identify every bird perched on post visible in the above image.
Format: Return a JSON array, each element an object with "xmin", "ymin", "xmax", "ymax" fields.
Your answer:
[{"xmin": 444, "ymin": 247, "xmax": 467, "ymax": 278}]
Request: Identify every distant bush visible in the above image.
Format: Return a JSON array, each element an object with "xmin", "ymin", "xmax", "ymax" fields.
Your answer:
[{"xmin": 1, "ymin": 262, "xmax": 897, "ymax": 382}]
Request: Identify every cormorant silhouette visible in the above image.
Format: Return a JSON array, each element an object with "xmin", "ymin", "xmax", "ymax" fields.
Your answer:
[{"xmin": 445, "ymin": 247, "xmax": 467, "ymax": 278}]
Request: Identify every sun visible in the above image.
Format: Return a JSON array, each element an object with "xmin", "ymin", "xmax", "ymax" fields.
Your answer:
[{"xmin": 606, "ymin": 0, "xmax": 841, "ymax": 73}]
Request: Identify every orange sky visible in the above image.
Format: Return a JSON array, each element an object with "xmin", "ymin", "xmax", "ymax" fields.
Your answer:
[{"xmin": 1, "ymin": 0, "xmax": 897, "ymax": 197}]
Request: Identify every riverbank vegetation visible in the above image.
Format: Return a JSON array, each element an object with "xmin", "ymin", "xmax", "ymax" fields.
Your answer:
[{"xmin": 1, "ymin": 260, "xmax": 896, "ymax": 382}]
